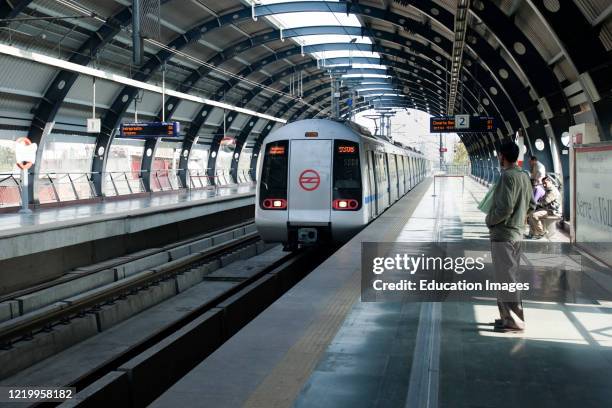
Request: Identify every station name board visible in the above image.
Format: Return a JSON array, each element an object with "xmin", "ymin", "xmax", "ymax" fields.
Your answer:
[
  {"xmin": 430, "ymin": 115, "xmax": 496, "ymax": 133},
  {"xmin": 119, "ymin": 121, "xmax": 180, "ymax": 138}
]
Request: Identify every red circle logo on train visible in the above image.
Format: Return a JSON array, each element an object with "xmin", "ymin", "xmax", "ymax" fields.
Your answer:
[{"xmin": 299, "ymin": 169, "xmax": 320, "ymax": 191}]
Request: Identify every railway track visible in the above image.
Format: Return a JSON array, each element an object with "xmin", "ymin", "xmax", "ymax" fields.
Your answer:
[
  {"xmin": 55, "ymin": 247, "xmax": 328, "ymax": 407},
  {"xmin": 0, "ymin": 221, "xmax": 334, "ymax": 407},
  {"xmin": 0, "ymin": 220, "xmax": 259, "ymax": 348},
  {"xmin": 0, "ymin": 220, "xmax": 256, "ymax": 306}
]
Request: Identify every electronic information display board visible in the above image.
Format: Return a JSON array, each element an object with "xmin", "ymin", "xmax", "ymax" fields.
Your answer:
[
  {"xmin": 430, "ymin": 116, "xmax": 496, "ymax": 133},
  {"xmin": 120, "ymin": 122, "xmax": 180, "ymax": 138}
]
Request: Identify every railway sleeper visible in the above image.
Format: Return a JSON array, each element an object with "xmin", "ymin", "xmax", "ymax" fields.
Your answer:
[{"xmin": 0, "ymin": 234, "xmax": 265, "ymax": 380}]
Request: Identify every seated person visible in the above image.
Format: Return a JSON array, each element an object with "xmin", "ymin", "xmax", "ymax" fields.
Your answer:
[
  {"xmin": 532, "ymin": 179, "xmax": 545, "ymax": 203},
  {"xmin": 526, "ymin": 176, "xmax": 561, "ymax": 239}
]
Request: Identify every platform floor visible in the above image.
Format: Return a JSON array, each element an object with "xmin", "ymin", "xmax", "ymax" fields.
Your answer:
[
  {"xmin": 0, "ymin": 185, "xmax": 254, "ymax": 234},
  {"xmin": 151, "ymin": 177, "xmax": 612, "ymax": 408}
]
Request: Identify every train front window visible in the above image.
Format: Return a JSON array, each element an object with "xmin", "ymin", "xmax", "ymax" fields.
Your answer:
[
  {"xmin": 333, "ymin": 140, "xmax": 362, "ymax": 210},
  {"xmin": 260, "ymin": 141, "xmax": 288, "ymax": 209}
]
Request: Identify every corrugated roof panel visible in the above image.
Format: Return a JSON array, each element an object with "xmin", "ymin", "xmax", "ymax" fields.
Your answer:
[
  {"xmin": 56, "ymin": 104, "xmax": 92, "ymax": 121},
  {"xmin": 252, "ymin": 118, "xmax": 267, "ymax": 133},
  {"xmin": 0, "ymin": 93, "xmax": 36, "ymax": 117},
  {"xmin": 514, "ymin": 6, "xmax": 561, "ymax": 62},
  {"xmin": 229, "ymin": 113, "xmax": 249, "ymax": 130},
  {"xmin": 161, "ymin": 1, "xmax": 212, "ymax": 35},
  {"xmin": 130, "ymin": 90, "xmax": 163, "ymax": 115},
  {"xmin": 0, "ymin": 55, "xmax": 56, "ymax": 94},
  {"xmin": 204, "ymin": 108, "xmax": 226, "ymax": 126},
  {"xmin": 430, "ymin": 0, "xmax": 456, "ymax": 13},
  {"xmin": 202, "ymin": 26, "xmax": 245, "ymax": 51},
  {"xmin": 600, "ymin": 20, "xmax": 612, "ymax": 51},
  {"xmin": 172, "ymin": 100, "xmax": 201, "ymax": 122},
  {"xmin": 558, "ymin": 57, "xmax": 579, "ymax": 84},
  {"xmin": 182, "ymin": 41, "xmax": 218, "ymax": 62},
  {"xmin": 64, "ymin": 76, "xmax": 121, "ymax": 107},
  {"xmin": 573, "ymin": 0, "xmax": 611, "ymax": 23}
]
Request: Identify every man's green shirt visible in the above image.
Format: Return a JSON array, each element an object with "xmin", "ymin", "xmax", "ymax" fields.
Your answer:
[{"xmin": 486, "ymin": 165, "xmax": 535, "ymax": 241}]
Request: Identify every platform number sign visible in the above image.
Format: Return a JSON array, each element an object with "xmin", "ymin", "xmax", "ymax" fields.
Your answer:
[{"xmin": 455, "ymin": 114, "xmax": 470, "ymax": 130}]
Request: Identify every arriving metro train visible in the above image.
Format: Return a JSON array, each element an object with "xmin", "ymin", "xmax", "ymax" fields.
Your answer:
[{"xmin": 255, "ymin": 119, "xmax": 429, "ymax": 250}]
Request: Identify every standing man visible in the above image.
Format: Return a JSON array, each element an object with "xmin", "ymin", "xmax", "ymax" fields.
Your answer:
[
  {"xmin": 529, "ymin": 155, "xmax": 546, "ymax": 184},
  {"xmin": 486, "ymin": 141, "xmax": 535, "ymax": 332}
]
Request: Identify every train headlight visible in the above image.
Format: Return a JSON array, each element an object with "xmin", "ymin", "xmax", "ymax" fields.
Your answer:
[
  {"xmin": 332, "ymin": 199, "xmax": 359, "ymax": 210},
  {"xmin": 262, "ymin": 198, "xmax": 287, "ymax": 210}
]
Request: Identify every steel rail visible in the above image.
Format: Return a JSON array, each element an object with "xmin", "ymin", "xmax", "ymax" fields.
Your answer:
[
  {"xmin": 61, "ymin": 247, "xmax": 319, "ymax": 403},
  {"xmin": 0, "ymin": 219, "xmax": 255, "ymax": 304},
  {"xmin": 0, "ymin": 229, "xmax": 260, "ymax": 347}
]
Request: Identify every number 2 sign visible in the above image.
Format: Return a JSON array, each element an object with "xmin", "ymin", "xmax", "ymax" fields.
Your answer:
[{"xmin": 455, "ymin": 114, "xmax": 470, "ymax": 130}]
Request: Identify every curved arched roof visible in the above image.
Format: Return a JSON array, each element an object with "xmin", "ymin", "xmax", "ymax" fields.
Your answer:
[{"xmin": 0, "ymin": 0, "xmax": 610, "ymax": 196}]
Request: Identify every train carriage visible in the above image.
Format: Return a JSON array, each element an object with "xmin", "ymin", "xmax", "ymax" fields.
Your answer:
[{"xmin": 255, "ymin": 119, "xmax": 428, "ymax": 250}]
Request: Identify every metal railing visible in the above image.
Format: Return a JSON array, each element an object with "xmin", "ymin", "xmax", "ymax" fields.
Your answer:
[
  {"xmin": 188, "ymin": 169, "xmax": 214, "ymax": 189},
  {"xmin": 236, "ymin": 169, "xmax": 253, "ymax": 184},
  {"xmin": 215, "ymin": 169, "xmax": 232, "ymax": 186},
  {"xmin": 1, "ymin": 172, "xmax": 98, "ymax": 207},
  {"xmin": 432, "ymin": 164, "xmax": 471, "ymax": 176},
  {"xmin": 188, "ymin": 168, "xmax": 254, "ymax": 189},
  {"xmin": 150, "ymin": 169, "xmax": 183, "ymax": 192},
  {"xmin": 104, "ymin": 171, "xmax": 147, "ymax": 197},
  {"xmin": 0, "ymin": 173, "xmax": 21, "ymax": 208},
  {"xmin": 37, "ymin": 172, "xmax": 97, "ymax": 204},
  {"xmin": 0, "ymin": 168, "xmax": 255, "ymax": 208}
]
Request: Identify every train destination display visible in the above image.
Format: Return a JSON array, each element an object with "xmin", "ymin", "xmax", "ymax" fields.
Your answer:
[
  {"xmin": 120, "ymin": 121, "xmax": 180, "ymax": 138},
  {"xmin": 430, "ymin": 116, "xmax": 496, "ymax": 133}
]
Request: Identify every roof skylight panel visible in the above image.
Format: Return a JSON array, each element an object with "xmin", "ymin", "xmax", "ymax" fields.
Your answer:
[{"xmin": 247, "ymin": 0, "xmax": 395, "ymax": 99}]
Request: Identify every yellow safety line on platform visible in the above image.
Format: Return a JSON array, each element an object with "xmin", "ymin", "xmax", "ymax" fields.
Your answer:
[{"xmin": 242, "ymin": 178, "xmax": 433, "ymax": 408}]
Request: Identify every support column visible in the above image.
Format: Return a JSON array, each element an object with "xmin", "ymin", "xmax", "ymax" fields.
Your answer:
[
  {"xmin": 439, "ymin": 132, "xmax": 443, "ymax": 170},
  {"xmin": 140, "ymin": 138, "xmax": 159, "ymax": 192},
  {"xmin": 331, "ymin": 78, "xmax": 341, "ymax": 119}
]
